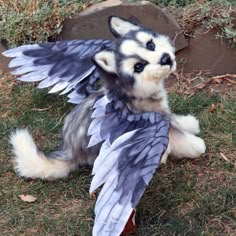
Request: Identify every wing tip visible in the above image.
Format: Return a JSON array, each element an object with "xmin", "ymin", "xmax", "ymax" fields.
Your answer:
[{"xmin": 2, "ymin": 50, "xmax": 9, "ymax": 57}]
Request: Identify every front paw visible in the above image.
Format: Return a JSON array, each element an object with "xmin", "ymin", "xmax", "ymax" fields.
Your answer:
[
  {"xmin": 169, "ymin": 129, "xmax": 206, "ymax": 159},
  {"xmin": 174, "ymin": 115, "xmax": 200, "ymax": 134},
  {"xmin": 188, "ymin": 135, "xmax": 206, "ymax": 158}
]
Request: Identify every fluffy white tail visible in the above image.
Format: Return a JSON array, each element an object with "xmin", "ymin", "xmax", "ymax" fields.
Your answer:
[{"xmin": 10, "ymin": 129, "xmax": 75, "ymax": 180}]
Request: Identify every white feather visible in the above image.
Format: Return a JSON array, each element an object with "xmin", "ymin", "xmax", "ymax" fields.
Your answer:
[
  {"xmin": 87, "ymin": 117, "xmax": 104, "ymax": 136},
  {"xmin": 90, "ymin": 130, "xmax": 136, "ymax": 192},
  {"xmin": 2, "ymin": 45, "xmax": 41, "ymax": 57},
  {"xmin": 8, "ymin": 55, "xmax": 32, "ymax": 68},
  {"xmin": 59, "ymin": 85, "xmax": 74, "ymax": 95},
  {"xmin": 91, "ymin": 140, "xmax": 111, "ymax": 175},
  {"xmin": 77, "ymin": 66, "xmax": 96, "ymax": 82},
  {"xmin": 12, "ymin": 64, "xmax": 37, "ymax": 75},
  {"xmin": 68, "ymin": 94, "xmax": 85, "ymax": 104},
  {"xmin": 48, "ymin": 81, "xmax": 69, "ymax": 93},
  {"xmin": 93, "ymin": 190, "xmax": 133, "ymax": 236},
  {"xmin": 91, "ymin": 106, "xmax": 106, "ymax": 118},
  {"xmin": 93, "ymin": 95, "xmax": 110, "ymax": 109},
  {"xmin": 18, "ymin": 71, "xmax": 47, "ymax": 82},
  {"xmin": 37, "ymin": 76, "xmax": 61, "ymax": 88},
  {"xmin": 87, "ymin": 132, "xmax": 103, "ymax": 149},
  {"xmin": 68, "ymin": 90, "xmax": 81, "ymax": 98},
  {"xmin": 94, "ymin": 174, "xmax": 118, "ymax": 215},
  {"xmin": 90, "ymin": 148, "xmax": 119, "ymax": 192}
]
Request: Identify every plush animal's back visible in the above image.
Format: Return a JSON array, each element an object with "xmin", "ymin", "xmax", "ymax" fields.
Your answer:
[{"xmin": 59, "ymin": 92, "xmax": 104, "ymax": 166}]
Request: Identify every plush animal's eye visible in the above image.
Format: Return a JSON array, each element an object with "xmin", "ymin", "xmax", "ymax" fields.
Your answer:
[
  {"xmin": 146, "ymin": 40, "xmax": 155, "ymax": 51},
  {"xmin": 134, "ymin": 62, "xmax": 145, "ymax": 73}
]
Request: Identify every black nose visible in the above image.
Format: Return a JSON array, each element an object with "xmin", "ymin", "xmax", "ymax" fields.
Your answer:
[{"xmin": 160, "ymin": 53, "xmax": 172, "ymax": 66}]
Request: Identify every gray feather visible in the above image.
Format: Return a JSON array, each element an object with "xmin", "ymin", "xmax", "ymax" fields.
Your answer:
[
  {"xmin": 4, "ymin": 40, "xmax": 112, "ymax": 104},
  {"xmin": 88, "ymin": 94, "xmax": 170, "ymax": 236},
  {"xmin": 2, "ymin": 44, "xmax": 40, "ymax": 57}
]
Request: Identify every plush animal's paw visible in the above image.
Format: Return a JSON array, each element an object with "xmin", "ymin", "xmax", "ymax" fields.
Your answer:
[
  {"xmin": 186, "ymin": 135, "xmax": 206, "ymax": 158},
  {"xmin": 174, "ymin": 114, "xmax": 200, "ymax": 134},
  {"xmin": 169, "ymin": 128, "xmax": 206, "ymax": 159},
  {"xmin": 161, "ymin": 144, "xmax": 171, "ymax": 164}
]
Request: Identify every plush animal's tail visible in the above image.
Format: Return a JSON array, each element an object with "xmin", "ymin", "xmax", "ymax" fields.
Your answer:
[{"xmin": 10, "ymin": 129, "xmax": 76, "ymax": 180}]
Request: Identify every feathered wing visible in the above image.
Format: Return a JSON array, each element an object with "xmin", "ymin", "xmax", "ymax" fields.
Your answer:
[
  {"xmin": 88, "ymin": 94, "xmax": 170, "ymax": 236},
  {"xmin": 3, "ymin": 39, "xmax": 112, "ymax": 104}
]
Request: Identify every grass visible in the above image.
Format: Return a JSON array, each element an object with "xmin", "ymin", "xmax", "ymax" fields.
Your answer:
[
  {"xmin": 0, "ymin": 72, "xmax": 235, "ymax": 235},
  {"xmin": 1, "ymin": 0, "xmax": 235, "ymax": 47},
  {"xmin": 175, "ymin": 0, "xmax": 236, "ymax": 48},
  {"xmin": 0, "ymin": 0, "xmax": 102, "ymax": 47},
  {"xmin": 0, "ymin": 74, "xmax": 93, "ymax": 235},
  {"xmin": 0, "ymin": 0, "xmax": 235, "ymax": 235},
  {"xmin": 154, "ymin": 0, "xmax": 198, "ymax": 7},
  {"xmin": 152, "ymin": 0, "xmax": 236, "ymax": 48}
]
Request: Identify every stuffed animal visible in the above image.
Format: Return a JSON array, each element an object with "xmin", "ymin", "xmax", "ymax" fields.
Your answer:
[{"xmin": 3, "ymin": 16, "xmax": 206, "ymax": 236}]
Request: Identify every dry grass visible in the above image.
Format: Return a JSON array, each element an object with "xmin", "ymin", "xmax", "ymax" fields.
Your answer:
[
  {"xmin": 0, "ymin": 0, "xmax": 101, "ymax": 47},
  {"xmin": 0, "ymin": 0, "xmax": 41, "ymax": 12},
  {"xmin": 168, "ymin": 71, "xmax": 236, "ymax": 98},
  {"xmin": 164, "ymin": 0, "xmax": 236, "ymax": 47},
  {"xmin": 0, "ymin": 1, "xmax": 235, "ymax": 234},
  {"xmin": 1, "ymin": 0, "xmax": 235, "ymax": 47},
  {"xmin": 177, "ymin": 2, "xmax": 235, "ymax": 35}
]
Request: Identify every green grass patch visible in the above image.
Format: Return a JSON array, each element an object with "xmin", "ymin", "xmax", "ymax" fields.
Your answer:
[
  {"xmin": 0, "ymin": 1, "xmax": 235, "ymax": 234},
  {"xmin": 1, "ymin": 0, "xmax": 235, "ymax": 48},
  {"xmin": 154, "ymin": 0, "xmax": 198, "ymax": 7},
  {"xmin": 175, "ymin": 0, "xmax": 236, "ymax": 48},
  {"xmin": 0, "ymin": 0, "xmax": 102, "ymax": 47}
]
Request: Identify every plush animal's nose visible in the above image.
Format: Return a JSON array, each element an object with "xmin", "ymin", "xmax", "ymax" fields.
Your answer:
[{"xmin": 160, "ymin": 53, "xmax": 172, "ymax": 66}]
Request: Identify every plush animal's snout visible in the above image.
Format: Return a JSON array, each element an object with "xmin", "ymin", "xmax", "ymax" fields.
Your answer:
[{"xmin": 160, "ymin": 53, "xmax": 173, "ymax": 67}]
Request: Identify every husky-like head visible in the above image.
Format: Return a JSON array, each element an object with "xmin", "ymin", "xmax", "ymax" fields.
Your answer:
[{"xmin": 93, "ymin": 16, "xmax": 176, "ymax": 99}]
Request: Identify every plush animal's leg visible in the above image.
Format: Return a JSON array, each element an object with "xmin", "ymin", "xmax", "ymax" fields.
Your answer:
[
  {"xmin": 161, "ymin": 144, "xmax": 171, "ymax": 164},
  {"xmin": 10, "ymin": 129, "xmax": 77, "ymax": 180},
  {"xmin": 172, "ymin": 114, "xmax": 200, "ymax": 134},
  {"xmin": 169, "ymin": 127, "xmax": 206, "ymax": 159}
]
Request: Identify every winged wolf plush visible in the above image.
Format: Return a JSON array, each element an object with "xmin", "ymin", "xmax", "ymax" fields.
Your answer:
[{"xmin": 4, "ymin": 16, "xmax": 206, "ymax": 235}]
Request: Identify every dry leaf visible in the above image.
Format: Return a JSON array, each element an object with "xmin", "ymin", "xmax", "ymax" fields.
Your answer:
[
  {"xmin": 198, "ymin": 0, "xmax": 205, "ymax": 4},
  {"xmin": 19, "ymin": 194, "xmax": 37, "ymax": 203},
  {"xmin": 212, "ymin": 78, "xmax": 222, "ymax": 84},
  {"xmin": 31, "ymin": 105, "xmax": 52, "ymax": 112},
  {"xmin": 219, "ymin": 103, "xmax": 224, "ymax": 109},
  {"xmin": 90, "ymin": 192, "xmax": 96, "ymax": 198},
  {"xmin": 121, "ymin": 209, "xmax": 137, "ymax": 235},
  {"xmin": 220, "ymin": 153, "xmax": 230, "ymax": 163},
  {"xmin": 195, "ymin": 82, "xmax": 207, "ymax": 90},
  {"xmin": 210, "ymin": 74, "xmax": 236, "ymax": 84},
  {"xmin": 224, "ymin": 78, "xmax": 236, "ymax": 85},
  {"xmin": 209, "ymin": 104, "xmax": 217, "ymax": 113}
]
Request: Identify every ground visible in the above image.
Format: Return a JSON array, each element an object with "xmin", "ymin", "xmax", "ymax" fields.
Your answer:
[
  {"xmin": 0, "ymin": 0, "xmax": 236, "ymax": 235},
  {"xmin": 0, "ymin": 71, "xmax": 235, "ymax": 235}
]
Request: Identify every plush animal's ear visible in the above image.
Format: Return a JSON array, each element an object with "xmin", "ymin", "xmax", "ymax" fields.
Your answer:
[
  {"xmin": 93, "ymin": 50, "xmax": 117, "ymax": 74},
  {"xmin": 108, "ymin": 16, "xmax": 140, "ymax": 37}
]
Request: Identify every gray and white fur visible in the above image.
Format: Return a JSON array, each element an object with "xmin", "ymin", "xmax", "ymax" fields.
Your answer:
[{"xmin": 9, "ymin": 16, "xmax": 206, "ymax": 180}]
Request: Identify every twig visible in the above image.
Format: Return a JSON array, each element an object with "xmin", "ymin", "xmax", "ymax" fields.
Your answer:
[
  {"xmin": 220, "ymin": 153, "xmax": 231, "ymax": 163},
  {"xmin": 52, "ymin": 112, "xmax": 66, "ymax": 130},
  {"xmin": 210, "ymin": 74, "xmax": 236, "ymax": 84},
  {"xmin": 172, "ymin": 30, "xmax": 184, "ymax": 45},
  {"xmin": 32, "ymin": 105, "xmax": 52, "ymax": 112}
]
